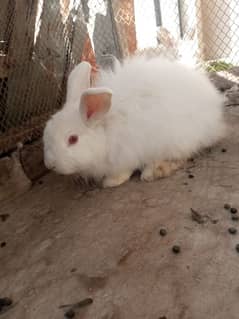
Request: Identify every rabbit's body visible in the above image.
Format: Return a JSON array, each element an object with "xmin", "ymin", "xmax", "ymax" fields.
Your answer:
[{"xmin": 43, "ymin": 56, "xmax": 225, "ymax": 187}]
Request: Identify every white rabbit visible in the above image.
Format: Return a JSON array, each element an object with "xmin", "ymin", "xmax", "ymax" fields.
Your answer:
[{"xmin": 43, "ymin": 55, "xmax": 226, "ymax": 188}]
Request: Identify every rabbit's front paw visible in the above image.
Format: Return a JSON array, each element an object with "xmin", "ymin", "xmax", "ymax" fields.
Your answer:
[
  {"xmin": 140, "ymin": 166, "xmax": 155, "ymax": 182},
  {"xmin": 141, "ymin": 160, "xmax": 184, "ymax": 182},
  {"xmin": 103, "ymin": 172, "xmax": 132, "ymax": 188}
]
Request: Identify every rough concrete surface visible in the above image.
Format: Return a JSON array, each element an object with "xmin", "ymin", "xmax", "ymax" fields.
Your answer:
[{"xmin": 1, "ymin": 107, "xmax": 239, "ymax": 319}]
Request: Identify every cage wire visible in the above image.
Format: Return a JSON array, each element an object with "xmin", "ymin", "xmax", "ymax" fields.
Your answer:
[{"xmin": 0, "ymin": 0, "xmax": 239, "ymax": 154}]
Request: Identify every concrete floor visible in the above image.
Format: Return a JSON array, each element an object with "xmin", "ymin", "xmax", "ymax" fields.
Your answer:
[{"xmin": 1, "ymin": 107, "xmax": 239, "ymax": 319}]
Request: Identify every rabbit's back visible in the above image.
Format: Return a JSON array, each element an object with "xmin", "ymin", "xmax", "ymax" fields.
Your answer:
[
  {"xmin": 96, "ymin": 56, "xmax": 225, "ymax": 163},
  {"xmin": 97, "ymin": 56, "xmax": 222, "ymax": 115}
]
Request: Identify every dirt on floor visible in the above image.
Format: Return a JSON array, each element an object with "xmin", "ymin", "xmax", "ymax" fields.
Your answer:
[{"xmin": 0, "ymin": 107, "xmax": 239, "ymax": 319}]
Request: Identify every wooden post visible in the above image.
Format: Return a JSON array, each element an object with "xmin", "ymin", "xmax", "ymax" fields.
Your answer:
[
  {"xmin": 5, "ymin": 0, "xmax": 38, "ymax": 128},
  {"xmin": 112, "ymin": 0, "xmax": 137, "ymax": 56}
]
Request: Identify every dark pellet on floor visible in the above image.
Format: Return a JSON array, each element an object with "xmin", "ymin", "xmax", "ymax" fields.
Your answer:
[
  {"xmin": 75, "ymin": 298, "xmax": 93, "ymax": 308},
  {"xmin": 228, "ymin": 227, "xmax": 237, "ymax": 235},
  {"xmin": 159, "ymin": 317, "xmax": 167, "ymax": 319},
  {"xmin": 188, "ymin": 174, "xmax": 194, "ymax": 179},
  {"xmin": 230, "ymin": 208, "xmax": 238, "ymax": 214},
  {"xmin": 0, "ymin": 214, "xmax": 10, "ymax": 222},
  {"xmin": 172, "ymin": 245, "xmax": 181, "ymax": 254},
  {"xmin": 60, "ymin": 298, "xmax": 93, "ymax": 311},
  {"xmin": 221, "ymin": 148, "xmax": 227, "ymax": 153},
  {"xmin": 235, "ymin": 244, "xmax": 239, "ymax": 253},
  {"xmin": 0, "ymin": 242, "xmax": 6, "ymax": 248},
  {"xmin": 70, "ymin": 268, "xmax": 77, "ymax": 273},
  {"xmin": 224, "ymin": 203, "xmax": 231, "ymax": 210},
  {"xmin": 159, "ymin": 229, "xmax": 167, "ymax": 237},
  {"xmin": 232, "ymin": 215, "xmax": 239, "ymax": 221},
  {"xmin": 0, "ymin": 298, "xmax": 12, "ymax": 307},
  {"xmin": 65, "ymin": 309, "xmax": 75, "ymax": 318}
]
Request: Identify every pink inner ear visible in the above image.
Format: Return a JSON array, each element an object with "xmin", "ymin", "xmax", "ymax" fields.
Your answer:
[
  {"xmin": 82, "ymin": 93, "xmax": 111, "ymax": 119},
  {"xmin": 86, "ymin": 95, "xmax": 104, "ymax": 118},
  {"xmin": 87, "ymin": 107, "xmax": 94, "ymax": 119}
]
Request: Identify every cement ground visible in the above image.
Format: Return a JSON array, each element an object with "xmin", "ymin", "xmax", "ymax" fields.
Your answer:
[{"xmin": 0, "ymin": 107, "xmax": 239, "ymax": 319}]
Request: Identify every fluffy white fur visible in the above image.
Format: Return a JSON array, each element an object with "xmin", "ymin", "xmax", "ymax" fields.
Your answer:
[{"xmin": 43, "ymin": 55, "xmax": 225, "ymax": 186}]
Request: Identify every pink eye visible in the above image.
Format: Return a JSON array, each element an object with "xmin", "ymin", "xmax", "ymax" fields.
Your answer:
[{"xmin": 68, "ymin": 135, "xmax": 78, "ymax": 145}]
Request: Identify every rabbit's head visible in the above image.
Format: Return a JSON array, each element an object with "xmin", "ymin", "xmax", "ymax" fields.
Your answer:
[{"xmin": 43, "ymin": 62, "xmax": 112, "ymax": 178}]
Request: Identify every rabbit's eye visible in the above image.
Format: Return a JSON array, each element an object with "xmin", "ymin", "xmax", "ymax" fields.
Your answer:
[{"xmin": 68, "ymin": 135, "xmax": 78, "ymax": 145}]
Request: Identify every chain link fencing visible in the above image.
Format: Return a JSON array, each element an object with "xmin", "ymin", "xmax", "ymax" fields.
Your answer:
[{"xmin": 0, "ymin": 0, "xmax": 239, "ymax": 154}]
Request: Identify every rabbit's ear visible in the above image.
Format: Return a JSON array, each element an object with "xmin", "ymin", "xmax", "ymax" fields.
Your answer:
[
  {"xmin": 66, "ymin": 61, "xmax": 91, "ymax": 104},
  {"xmin": 80, "ymin": 87, "xmax": 112, "ymax": 123}
]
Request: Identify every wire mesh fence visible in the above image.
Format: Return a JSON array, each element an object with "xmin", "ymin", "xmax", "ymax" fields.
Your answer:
[{"xmin": 0, "ymin": 0, "xmax": 239, "ymax": 154}]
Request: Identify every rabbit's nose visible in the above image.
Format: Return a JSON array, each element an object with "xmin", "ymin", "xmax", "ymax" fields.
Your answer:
[
  {"xmin": 44, "ymin": 155, "xmax": 55, "ymax": 170},
  {"xmin": 44, "ymin": 161, "xmax": 54, "ymax": 170}
]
